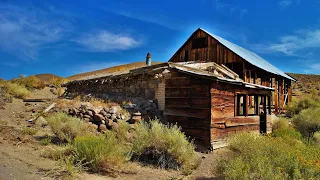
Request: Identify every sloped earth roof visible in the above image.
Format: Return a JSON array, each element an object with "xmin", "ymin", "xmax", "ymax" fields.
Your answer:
[
  {"xmin": 200, "ymin": 28, "xmax": 295, "ymax": 81},
  {"xmin": 66, "ymin": 62, "xmax": 273, "ymax": 91}
]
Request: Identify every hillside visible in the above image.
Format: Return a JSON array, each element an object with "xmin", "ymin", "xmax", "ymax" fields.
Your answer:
[
  {"xmin": 287, "ymin": 73, "xmax": 320, "ymax": 96},
  {"xmin": 34, "ymin": 74, "xmax": 62, "ymax": 82},
  {"xmin": 67, "ymin": 61, "xmax": 162, "ymax": 81}
]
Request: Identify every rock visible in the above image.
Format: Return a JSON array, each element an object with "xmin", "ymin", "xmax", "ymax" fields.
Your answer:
[
  {"xmin": 106, "ymin": 119, "xmax": 113, "ymax": 128},
  {"xmin": 106, "ymin": 113, "xmax": 112, "ymax": 118},
  {"xmin": 103, "ymin": 107, "xmax": 109, "ymax": 113},
  {"xmin": 83, "ymin": 117, "xmax": 91, "ymax": 122},
  {"xmin": 99, "ymin": 124, "xmax": 107, "ymax": 131},
  {"xmin": 100, "ymin": 110, "xmax": 108, "ymax": 117},
  {"xmin": 116, "ymin": 113, "xmax": 122, "ymax": 119},
  {"xmin": 101, "ymin": 120, "xmax": 105, "ymax": 125},
  {"xmin": 111, "ymin": 122, "xmax": 119, "ymax": 129},
  {"xmin": 85, "ymin": 110, "xmax": 93, "ymax": 117},
  {"xmin": 35, "ymin": 116, "xmax": 48, "ymax": 127},
  {"xmin": 109, "ymin": 106, "xmax": 119, "ymax": 114},
  {"xmin": 83, "ymin": 115, "xmax": 91, "ymax": 119},
  {"xmin": 111, "ymin": 114, "xmax": 117, "ymax": 121},
  {"xmin": 25, "ymin": 103, "xmax": 31, "ymax": 106},
  {"xmin": 94, "ymin": 114, "xmax": 105, "ymax": 122}
]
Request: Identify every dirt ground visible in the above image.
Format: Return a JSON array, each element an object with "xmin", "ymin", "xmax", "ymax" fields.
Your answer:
[{"xmin": 0, "ymin": 88, "xmax": 221, "ymax": 180}]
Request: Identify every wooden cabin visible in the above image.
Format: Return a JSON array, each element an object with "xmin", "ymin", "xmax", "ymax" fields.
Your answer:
[{"xmin": 66, "ymin": 28, "xmax": 295, "ymax": 149}]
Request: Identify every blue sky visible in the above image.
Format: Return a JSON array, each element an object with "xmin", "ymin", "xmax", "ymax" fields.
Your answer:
[{"xmin": 1, "ymin": 0, "xmax": 320, "ymax": 79}]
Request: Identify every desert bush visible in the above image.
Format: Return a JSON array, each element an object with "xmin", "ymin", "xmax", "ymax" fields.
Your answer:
[
  {"xmin": 293, "ymin": 107, "xmax": 320, "ymax": 141},
  {"xmin": 286, "ymin": 93, "xmax": 320, "ymax": 118},
  {"xmin": 49, "ymin": 77, "xmax": 69, "ymax": 88},
  {"xmin": 41, "ymin": 144, "xmax": 75, "ymax": 161},
  {"xmin": 74, "ymin": 134, "xmax": 129, "ymax": 174},
  {"xmin": 272, "ymin": 118, "xmax": 290, "ymax": 130},
  {"xmin": 22, "ymin": 126, "xmax": 38, "ymax": 135},
  {"xmin": 215, "ymin": 133, "xmax": 320, "ymax": 180},
  {"xmin": 46, "ymin": 112, "xmax": 95, "ymax": 143},
  {"xmin": 11, "ymin": 75, "xmax": 45, "ymax": 90},
  {"xmin": 40, "ymin": 137, "xmax": 52, "ymax": 146},
  {"xmin": 272, "ymin": 127, "xmax": 302, "ymax": 140},
  {"xmin": 0, "ymin": 81, "xmax": 30, "ymax": 99},
  {"xmin": 132, "ymin": 120, "xmax": 199, "ymax": 174}
]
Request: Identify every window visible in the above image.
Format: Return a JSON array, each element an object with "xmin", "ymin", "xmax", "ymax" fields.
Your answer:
[
  {"xmin": 192, "ymin": 37, "xmax": 208, "ymax": 49},
  {"xmin": 237, "ymin": 94, "xmax": 246, "ymax": 116}
]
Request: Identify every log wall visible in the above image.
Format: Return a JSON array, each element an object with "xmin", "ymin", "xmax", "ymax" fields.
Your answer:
[{"xmin": 164, "ymin": 71, "xmax": 211, "ymax": 146}]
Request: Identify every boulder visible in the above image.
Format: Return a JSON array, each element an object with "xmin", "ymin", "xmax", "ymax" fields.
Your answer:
[
  {"xmin": 99, "ymin": 124, "xmax": 107, "ymax": 131},
  {"xmin": 111, "ymin": 114, "xmax": 117, "ymax": 121},
  {"xmin": 106, "ymin": 119, "xmax": 113, "ymax": 128},
  {"xmin": 94, "ymin": 114, "xmax": 105, "ymax": 122},
  {"xmin": 35, "ymin": 116, "xmax": 48, "ymax": 127},
  {"xmin": 85, "ymin": 110, "xmax": 93, "ymax": 117},
  {"xmin": 111, "ymin": 122, "xmax": 119, "ymax": 129},
  {"xmin": 109, "ymin": 106, "xmax": 118, "ymax": 114}
]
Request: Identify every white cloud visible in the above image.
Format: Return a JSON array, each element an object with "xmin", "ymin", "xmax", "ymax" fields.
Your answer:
[
  {"xmin": 0, "ymin": 3, "xmax": 70, "ymax": 60},
  {"xmin": 304, "ymin": 63, "xmax": 320, "ymax": 74},
  {"xmin": 253, "ymin": 29, "xmax": 320, "ymax": 56},
  {"xmin": 279, "ymin": 0, "xmax": 293, "ymax": 8},
  {"xmin": 74, "ymin": 31, "xmax": 141, "ymax": 52}
]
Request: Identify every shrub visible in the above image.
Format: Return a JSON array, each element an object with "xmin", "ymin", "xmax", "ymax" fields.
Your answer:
[
  {"xmin": 132, "ymin": 120, "xmax": 199, "ymax": 174},
  {"xmin": 41, "ymin": 144, "xmax": 75, "ymax": 161},
  {"xmin": 0, "ymin": 81, "xmax": 30, "ymax": 99},
  {"xmin": 286, "ymin": 93, "xmax": 320, "ymax": 118},
  {"xmin": 40, "ymin": 137, "xmax": 52, "ymax": 146},
  {"xmin": 22, "ymin": 126, "xmax": 38, "ymax": 135},
  {"xmin": 272, "ymin": 118, "xmax": 289, "ymax": 131},
  {"xmin": 11, "ymin": 75, "xmax": 45, "ymax": 90},
  {"xmin": 215, "ymin": 133, "xmax": 320, "ymax": 180},
  {"xmin": 292, "ymin": 107, "xmax": 320, "ymax": 141},
  {"xmin": 74, "ymin": 134, "xmax": 129, "ymax": 174},
  {"xmin": 46, "ymin": 112, "xmax": 95, "ymax": 143},
  {"xmin": 272, "ymin": 128, "xmax": 302, "ymax": 140}
]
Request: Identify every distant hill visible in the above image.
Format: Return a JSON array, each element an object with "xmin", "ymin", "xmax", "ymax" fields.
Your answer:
[
  {"xmin": 287, "ymin": 73, "xmax": 320, "ymax": 96},
  {"xmin": 34, "ymin": 74, "xmax": 62, "ymax": 82},
  {"xmin": 68, "ymin": 61, "xmax": 162, "ymax": 81}
]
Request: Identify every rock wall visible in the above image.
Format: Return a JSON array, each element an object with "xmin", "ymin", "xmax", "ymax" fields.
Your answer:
[{"xmin": 66, "ymin": 71, "xmax": 167, "ymax": 120}]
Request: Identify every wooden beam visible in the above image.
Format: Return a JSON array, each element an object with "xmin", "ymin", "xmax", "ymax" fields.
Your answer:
[
  {"xmin": 245, "ymin": 94, "xmax": 249, "ymax": 116},
  {"xmin": 274, "ymin": 79, "xmax": 279, "ymax": 113}
]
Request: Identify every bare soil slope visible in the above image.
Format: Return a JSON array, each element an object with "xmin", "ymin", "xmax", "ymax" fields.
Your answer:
[{"xmin": 287, "ymin": 73, "xmax": 320, "ymax": 96}]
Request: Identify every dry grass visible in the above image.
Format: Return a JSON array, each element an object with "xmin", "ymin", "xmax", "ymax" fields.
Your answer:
[
  {"xmin": 0, "ymin": 81, "xmax": 30, "ymax": 99},
  {"xmin": 11, "ymin": 75, "xmax": 45, "ymax": 90},
  {"xmin": 46, "ymin": 112, "xmax": 96, "ymax": 143}
]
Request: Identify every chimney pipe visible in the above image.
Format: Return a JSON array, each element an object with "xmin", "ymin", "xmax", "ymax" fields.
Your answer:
[{"xmin": 146, "ymin": 53, "xmax": 152, "ymax": 66}]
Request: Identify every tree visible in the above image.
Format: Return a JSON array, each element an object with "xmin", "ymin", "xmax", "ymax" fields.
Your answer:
[{"xmin": 293, "ymin": 107, "xmax": 320, "ymax": 142}]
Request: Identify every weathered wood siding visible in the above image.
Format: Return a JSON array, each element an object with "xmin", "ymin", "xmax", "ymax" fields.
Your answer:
[
  {"xmin": 164, "ymin": 71, "xmax": 211, "ymax": 146},
  {"xmin": 210, "ymin": 82, "xmax": 272, "ymax": 143},
  {"xmin": 169, "ymin": 28, "xmax": 292, "ymax": 113}
]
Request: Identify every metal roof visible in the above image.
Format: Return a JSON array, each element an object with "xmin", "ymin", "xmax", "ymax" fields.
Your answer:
[{"xmin": 200, "ymin": 28, "xmax": 295, "ymax": 81}]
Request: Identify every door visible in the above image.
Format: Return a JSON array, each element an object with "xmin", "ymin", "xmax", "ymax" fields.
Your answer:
[{"xmin": 259, "ymin": 95, "xmax": 267, "ymax": 133}]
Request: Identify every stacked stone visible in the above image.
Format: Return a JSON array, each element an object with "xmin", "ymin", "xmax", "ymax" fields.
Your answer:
[{"xmin": 68, "ymin": 103, "xmax": 126, "ymax": 132}]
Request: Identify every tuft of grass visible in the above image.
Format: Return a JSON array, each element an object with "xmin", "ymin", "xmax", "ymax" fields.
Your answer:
[
  {"xmin": 215, "ymin": 133, "xmax": 320, "ymax": 180},
  {"xmin": 41, "ymin": 144, "xmax": 75, "ymax": 161},
  {"xmin": 74, "ymin": 133, "xmax": 129, "ymax": 175},
  {"xmin": 46, "ymin": 112, "xmax": 95, "ymax": 143},
  {"xmin": 22, "ymin": 126, "xmax": 38, "ymax": 136},
  {"xmin": 272, "ymin": 118, "xmax": 289, "ymax": 131},
  {"xmin": 40, "ymin": 137, "xmax": 52, "ymax": 146},
  {"xmin": 132, "ymin": 120, "xmax": 199, "ymax": 174}
]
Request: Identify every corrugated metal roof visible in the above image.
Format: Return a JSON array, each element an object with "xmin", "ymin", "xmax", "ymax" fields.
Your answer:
[{"xmin": 200, "ymin": 28, "xmax": 295, "ymax": 81}]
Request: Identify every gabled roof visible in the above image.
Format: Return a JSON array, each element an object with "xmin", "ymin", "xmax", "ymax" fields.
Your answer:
[{"xmin": 170, "ymin": 28, "xmax": 295, "ymax": 81}]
